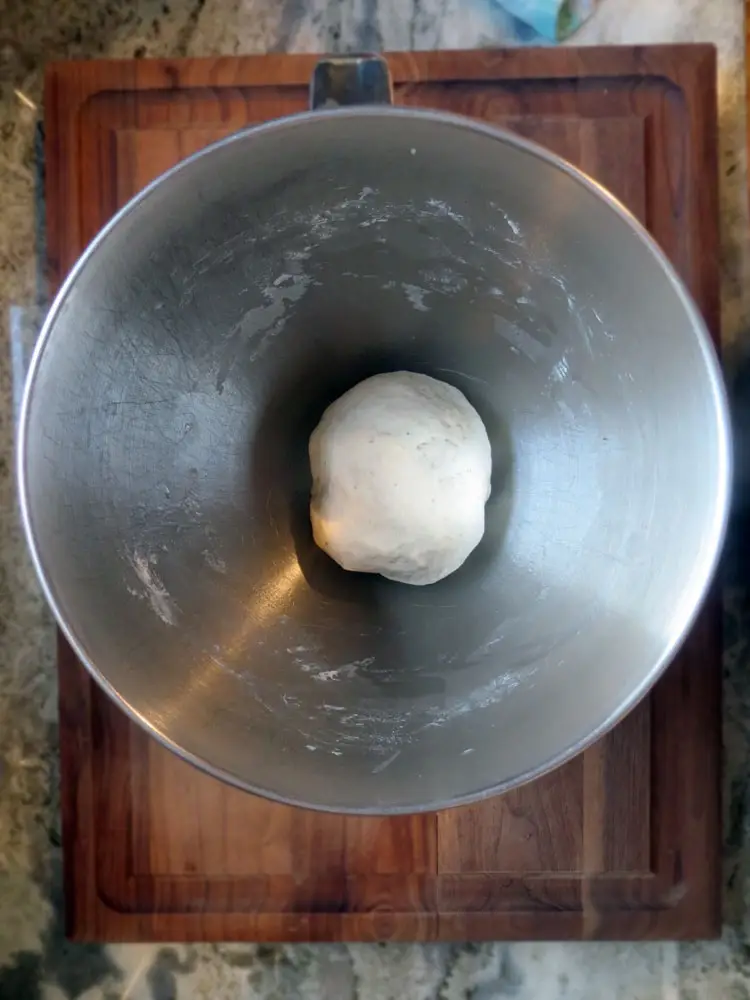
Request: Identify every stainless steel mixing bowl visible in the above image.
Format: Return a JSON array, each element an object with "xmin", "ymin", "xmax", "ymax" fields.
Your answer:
[{"xmin": 19, "ymin": 60, "xmax": 730, "ymax": 813}]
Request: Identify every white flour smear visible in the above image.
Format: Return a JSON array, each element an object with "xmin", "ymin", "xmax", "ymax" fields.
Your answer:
[
  {"xmin": 423, "ymin": 670, "xmax": 529, "ymax": 729},
  {"xmin": 215, "ymin": 264, "xmax": 311, "ymax": 392},
  {"xmin": 202, "ymin": 549, "xmax": 227, "ymax": 574},
  {"xmin": 402, "ymin": 283, "xmax": 430, "ymax": 311},
  {"xmin": 126, "ymin": 550, "xmax": 178, "ymax": 626},
  {"xmin": 201, "ymin": 184, "xmax": 604, "ymax": 409}
]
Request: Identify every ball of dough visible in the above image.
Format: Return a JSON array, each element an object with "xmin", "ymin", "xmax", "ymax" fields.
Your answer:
[{"xmin": 309, "ymin": 371, "xmax": 492, "ymax": 586}]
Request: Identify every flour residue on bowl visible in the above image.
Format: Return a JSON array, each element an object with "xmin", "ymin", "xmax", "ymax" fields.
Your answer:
[
  {"xmin": 330, "ymin": 704, "xmax": 417, "ymax": 753},
  {"xmin": 290, "ymin": 647, "xmax": 375, "ymax": 683},
  {"xmin": 212, "ymin": 186, "xmax": 494, "ymax": 393},
  {"xmin": 125, "ymin": 550, "xmax": 178, "ymax": 626},
  {"xmin": 371, "ymin": 750, "xmax": 401, "ymax": 774},
  {"xmin": 202, "ymin": 548, "xmax": 227, "ymax": 574},
  {"xmin": 402, "ymin": 283, "xmax": 430, "ymax": 311},
  {"xmin": 205, "ymin": 182, "xmax": 605, "ymax": 416},
  {"xmin": 424, "ymin": 669, "xmax": 530, "ymax": 729},
  {"xmin": 215, "ymin": 263, "xmax": 312, "ymax": 392},
  {"xmin": 550, "ymin": 354, "xmax": 570, "ymax": 384},
  {"xmin": 203, "ymin": 187, "xmax": 544, "ymax": 386}
]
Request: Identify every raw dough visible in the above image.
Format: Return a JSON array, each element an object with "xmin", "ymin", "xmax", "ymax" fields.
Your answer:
[{"xmin": 309, "ymin": 371, "xmax": 492, "ymax": 585}]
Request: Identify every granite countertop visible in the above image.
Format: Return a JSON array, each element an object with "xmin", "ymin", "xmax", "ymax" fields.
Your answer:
[{"xmin": 0, "ymin": 0, "xmax": 748, "ymax": 997}]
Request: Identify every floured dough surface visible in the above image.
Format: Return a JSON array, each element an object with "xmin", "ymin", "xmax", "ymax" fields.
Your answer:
[{"xmin": 309, "ymin": 371, "xmax": 492, "ymax": 585}]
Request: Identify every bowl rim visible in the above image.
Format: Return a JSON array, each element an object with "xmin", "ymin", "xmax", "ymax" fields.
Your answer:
[{"xmin": 17, "ymin": 105, "xmax": 733, "ymax": 814}]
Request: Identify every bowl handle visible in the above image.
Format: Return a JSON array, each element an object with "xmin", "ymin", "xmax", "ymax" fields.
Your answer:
[{"xmin": 309, "ymin": 55, "xmax": 393, "ymax": 110}]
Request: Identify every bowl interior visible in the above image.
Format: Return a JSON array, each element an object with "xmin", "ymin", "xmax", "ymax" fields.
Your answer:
[{"xmin": 21, "ymin": 110, "xmax": 729, "ymax": 811}]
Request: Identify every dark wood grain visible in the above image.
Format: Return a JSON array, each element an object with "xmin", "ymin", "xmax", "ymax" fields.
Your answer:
[{"xmin": 48, "ymin": 46, "xmax": 721, "ymax": 942}]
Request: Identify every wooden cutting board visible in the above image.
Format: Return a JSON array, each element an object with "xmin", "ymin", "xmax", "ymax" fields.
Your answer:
[{"xmin": 47, "ymin": 46, "xmax": 721, "ymax": 942}]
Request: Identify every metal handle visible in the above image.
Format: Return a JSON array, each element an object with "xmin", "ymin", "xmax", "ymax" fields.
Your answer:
[{"xmin": 309, "ymin": 55, "xmax": 393, "ymax": 110}]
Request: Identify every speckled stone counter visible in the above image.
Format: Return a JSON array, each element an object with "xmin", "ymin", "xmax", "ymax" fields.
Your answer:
[{"xmin": 0, "ymin": 1, "xmax": 748, "ymax": 997}]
